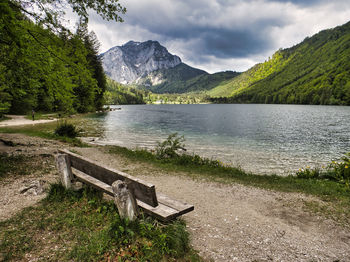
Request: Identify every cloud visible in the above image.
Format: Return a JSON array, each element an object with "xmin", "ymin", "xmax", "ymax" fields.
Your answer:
[{"xmin": 86, "ymin": 0, "xmax": 350, "ymax": 73}]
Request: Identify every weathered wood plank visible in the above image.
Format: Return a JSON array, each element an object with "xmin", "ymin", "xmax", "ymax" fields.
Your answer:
[
  {"xmin": 72, "ymin": 168, "xmax": 113, "ymax": 195},
  {"xmin": 71, "ymin": 169, "xmax": 190, "ymax": 222},
  {"xmin": 56, "ymin": 154, "xmax": 73, "ymax": 189},
  {"xmin": 59, "ymin": 149, "xmax": 158, "ymax": 207},
  {"xmin": 157, "ymin": 193, "xmax": 194, "ymax": 216},
  {"xmin": 136, "ymin": 200, "xmax": 179, "ymax": 222}
]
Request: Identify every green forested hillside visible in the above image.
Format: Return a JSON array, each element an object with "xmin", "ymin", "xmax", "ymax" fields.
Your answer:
[
  {"xmin": 210, "ymin": 21, "xmax": 350, "ymax": 105},
  {"xmin": 138, "ymin": 63, "xmax": 207, "ymax": 93},
  {"xmin": 104, "ymin": 78, "xmax": 145, "ymax": 104},
  {"xmin": 184, "ymin": 70, "xmax": 240, "ymax": 93},
  {"xmin": 138, "ymin": 63, "xmax": 239, "ymax": 94},
  {"xmin": 208, "ymin": 51, "xmax": 292, "ymax": 97},
  {"xmin": 0, "ymin": 0, "xmax": 124, "ymax": 116}
]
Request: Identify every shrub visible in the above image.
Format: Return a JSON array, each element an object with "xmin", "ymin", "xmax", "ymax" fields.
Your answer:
[
  {"xmin": 54, "ymin": 121, "xmax": 79, "ymax": 138},
  {"xmin": 154, "ymin": 133, "xmax": 228, "ymax": 169},
  {"xmin": 155, "ymin": 133, "xmax": 186, "ymax": 159}
]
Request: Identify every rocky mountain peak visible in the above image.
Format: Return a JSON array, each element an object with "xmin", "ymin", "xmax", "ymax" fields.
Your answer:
[{"xmin": 101, "ymin": 40, "xmax": 181, "ymax": 84}]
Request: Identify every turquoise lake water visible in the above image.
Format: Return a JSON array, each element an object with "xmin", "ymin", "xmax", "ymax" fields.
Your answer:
[{"xmin": 86, "ymin": 104, "xmax": 350, "ymax": 175}]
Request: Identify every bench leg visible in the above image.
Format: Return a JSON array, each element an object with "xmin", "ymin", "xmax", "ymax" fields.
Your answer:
[
  {"xmin": 56, "ymin": 154, "xmax": 73, "ymax": 189},
  {"xmin": 112, "ymin": 180, "xmax": 139, "ymax": 221}
]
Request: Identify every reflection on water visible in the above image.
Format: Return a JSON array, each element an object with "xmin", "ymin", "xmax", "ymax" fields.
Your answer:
[{"xmin": 85, "ymin": 104, "xmax": 350, "ymax": 175}]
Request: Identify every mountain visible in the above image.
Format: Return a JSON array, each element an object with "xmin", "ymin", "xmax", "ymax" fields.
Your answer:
[
  {"xmin": 101, "ymin": 40, "xmax": 239, "ymax": 94},
  {"xmin": 209, "ymin": 21, "xmax": 350, "ymax": 105},
  {"xmin": 101, "ymin": 40, "xmax": 182, "ymax": 84}
]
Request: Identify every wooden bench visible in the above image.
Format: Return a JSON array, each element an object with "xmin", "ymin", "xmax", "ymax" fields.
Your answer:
[{"xmin": 56, "ymin": 149, "xmax": 194, "ymax": 222}]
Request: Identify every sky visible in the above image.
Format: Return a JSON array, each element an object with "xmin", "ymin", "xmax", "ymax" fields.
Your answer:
[{"xmin": 85, "ymin": 0, "xmax": 350, "ymax": 73}]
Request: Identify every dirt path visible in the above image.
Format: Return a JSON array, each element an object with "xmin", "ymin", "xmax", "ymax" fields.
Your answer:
[
  {"xmin": 75, "ymin": 147, "xmax": 350, "ymax": 262},
  {"xmin": 0, "ymin": 115, "xmax": 57, "ymax": 127},
  {"xmin": 1, "ymin": 133, "xmax": 350, "ymax": 261}
]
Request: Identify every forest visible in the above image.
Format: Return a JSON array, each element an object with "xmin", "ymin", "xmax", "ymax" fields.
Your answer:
[
  {"xmin": 0, "ymin": 0, "xmax": 125, "ymax": 116},
  {"xmin": 104, "ymin": 78, "xmax": 146, "ymax": 105},
  {"xmin": 209, "ymin": 21, "xmax": 350, "ymax": 105}
]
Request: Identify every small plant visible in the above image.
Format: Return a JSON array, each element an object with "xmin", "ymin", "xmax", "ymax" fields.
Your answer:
[
  {"xmin": 296, "ymin": 153, "xmax": 350, "ymax": 189},
  {"xmin": 54, "ymin": 121, "xmax": 79, "ymax": 138},
  {"xmin": 155, "ymin": 133, "xmax": 186, "ymax": 159},
  {"xmin": 326, "ymin": 153, "xmax": 350, "ymax": 184},
  {"xmin": 296, "ymin": 167, "xmax": 320, "ymax": 179}
]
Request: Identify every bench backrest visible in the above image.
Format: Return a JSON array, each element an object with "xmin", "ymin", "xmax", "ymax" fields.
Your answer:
[{"xmin": 59, "ymin": 149, "xmax": 158, "ymax": 207}]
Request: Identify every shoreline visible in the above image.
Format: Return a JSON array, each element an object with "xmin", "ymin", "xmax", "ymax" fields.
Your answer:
[{"xmin": 0, "ymin": 132, "xmax": 349, "ymax": 261}]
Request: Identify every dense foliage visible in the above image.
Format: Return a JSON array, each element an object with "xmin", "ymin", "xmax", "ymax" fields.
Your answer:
[
  {"xmin": 104, "ymin": 78, "xmax": 146, "ymax": 105},
  {"xmin": 0, "ymin": 0, "xmax": 124, "ymax": 116},
  {"xmin": 209, "ymin": 21, "xmax": 350, "ymax": 105}
]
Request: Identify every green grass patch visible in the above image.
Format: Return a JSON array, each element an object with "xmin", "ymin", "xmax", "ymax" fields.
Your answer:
[
  {"xmin": 108, "ymin": 144, "xmax": 349, "ymax": 196},
  {"xmin": 0, "ymin": 121, "xmax": 87, "ymax": 147},
  {"xmin": 0, "ymin": 184, "xmax": 201, "ymax": 262},
  {"xmin": 108, "ymin": 143, "xmax": 350, "ymax": 225}
]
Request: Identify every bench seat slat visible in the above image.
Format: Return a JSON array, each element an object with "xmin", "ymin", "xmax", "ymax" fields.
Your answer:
[
  {"xmin": 72, "ymin": 168, "xmax": 113, "ymax": 195},
  {"xmin": 136, "ymin": 200, "xmax": 179, "ymax": 222},
  {"xmin": 157, "ymin": 193, "xmax": 194, "ymax": 213},
  {"xmin": 72, "ymin": 168, "xmax": 193, "ymax": 222}
]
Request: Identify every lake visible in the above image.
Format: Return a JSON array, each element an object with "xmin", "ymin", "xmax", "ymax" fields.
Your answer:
[{"xmin": 86, "ymin": 104, "xmax": 350, "ymax": 175}]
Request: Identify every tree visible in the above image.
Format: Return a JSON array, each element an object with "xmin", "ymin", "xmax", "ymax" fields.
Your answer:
[
  {"xmin": 77, "ymin": 23, "xmax": 106, "ymax": 110},
  {"xmin": 0, "ymin": 0, "xmax": 125, "ymax": 115},
  {"xmin": 10, "ymin": 0, "xmax": 126, "ymax": 32}
]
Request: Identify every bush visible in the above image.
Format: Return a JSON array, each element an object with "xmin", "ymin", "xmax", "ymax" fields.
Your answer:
[
  {"xmin": 54, "ymin": 121, "xmax": 79, "ymax": 138},
  {"xmin": 154, "ymin": 133, "xmax": 228, "ymax": 169},
  {"xmin": 155, "ymin": 133, "xmax": 186, "ymax": 159}
]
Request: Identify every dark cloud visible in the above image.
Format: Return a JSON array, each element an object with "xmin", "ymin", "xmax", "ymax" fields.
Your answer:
[
  {"xmin": 121, "ymin": 0, "xmax": 289, "ymax": 60},
  {"xmin": 87, "ymin": 0, "xmax": 350, "ymax": 72},
  {"xmin": 272, "ymin": 0, "xmax": 328, "ymax": 6}
]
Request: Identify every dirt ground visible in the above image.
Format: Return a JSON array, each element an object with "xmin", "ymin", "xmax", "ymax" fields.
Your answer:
[
  {"xmin": 0, "ymin": 115, "xmax": 57, "ymax": 127},
  {"xmin": 1, "ymin": 133, "xmax": 350, "ymax": 261}
]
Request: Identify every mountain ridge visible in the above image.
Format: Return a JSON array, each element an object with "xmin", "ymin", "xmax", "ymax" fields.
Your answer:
[
  {"xmin": 101, "ymin": 40, "xmax": 182, "ymax": 84},
  {"xmin": 101, "ymin": 20, "xmax": 350, "ymax": 105},
  {"xmin": 209, "ymin": 21, "xmax": 350, "ymax": 105}
]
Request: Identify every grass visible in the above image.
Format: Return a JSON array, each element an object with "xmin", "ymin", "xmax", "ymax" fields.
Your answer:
[
  {"xmin": 108, "ymin": 145, "xmax": 350, "ymax": 226},
  {"xmin": 0, "ymin": 112, "xmax": 106, "ymax": 146},
  {"xmin": 0, "ymin": 121, "xmax": 87, "ymax": 147},
  {"xmin": 1, "ymin": 120, "xmax": 349, "ymax": 226},
  {"xmin": 0, "ymin": 184, "xmax": 201, "ymax": 262}
]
